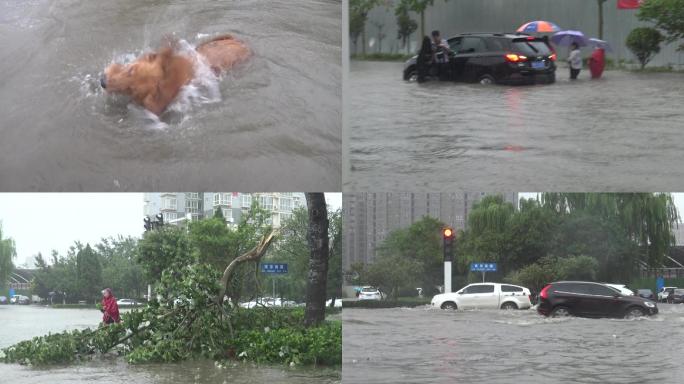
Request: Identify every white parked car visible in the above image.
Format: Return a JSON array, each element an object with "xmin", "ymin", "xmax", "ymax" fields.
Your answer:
[
  {"xmin": 358, "ymin": 286, "xmax": 382, "ymax": 301},
  {"xmin": 116, "ymin": 298, "xmax": 141, "ymax": 306},
  {"xmin": 326, "ymin": 298, "xmax": 342, "ymax": 308},
  {"xmin": 239, "ymin": 297, "xmax": 298, "ymax": 308},
  {"xmin": 658, "ymin": 287, "xmax": 677, "ymax": 302},
  {"xmin": 431, "ymin": 283, "xmax": 532, "ymax": 310},
  {"xmin": 604, "ymin": 284, "xmax": 634, "ymax": 296},
  {"xmin": 10, "ymin": 295, "xmax": 30, "ymax": 305}
]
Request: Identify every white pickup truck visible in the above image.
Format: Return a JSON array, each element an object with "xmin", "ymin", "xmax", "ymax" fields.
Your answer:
[{"xmin": 431, "ymin": 283, "xmax": 532, "ymax": 310}]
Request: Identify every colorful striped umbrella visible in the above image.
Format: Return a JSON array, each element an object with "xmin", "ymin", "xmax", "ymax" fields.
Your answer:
[{"xmin": 516, "ymin": 21, "xmax": 561, "ymax": 33}]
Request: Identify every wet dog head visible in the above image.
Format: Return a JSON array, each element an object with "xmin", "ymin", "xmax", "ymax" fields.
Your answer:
[{"xmin": 101, "ymin": 47, "xmax": 193, "ymax": 115}]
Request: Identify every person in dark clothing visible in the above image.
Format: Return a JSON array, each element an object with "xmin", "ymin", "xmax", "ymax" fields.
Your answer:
[{"xmin": 416, "ymin": 36, "xmax": 433, "ymax": 83}]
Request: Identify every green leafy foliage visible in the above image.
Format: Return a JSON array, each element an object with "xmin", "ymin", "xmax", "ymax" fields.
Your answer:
[
  {"xmin": 138, "ymin": 225, "xmax": 192, "ymax": 282},
  {"xmin": 638, "ymin": 0, "xmax": 684, "ymax": 50},
  {"xmin": 626, "ymin": 27, "xmax": 665, "ymax": 69},
  {"xmin": 361, "ymin": 216, "xmax": 445, "ymax": 298},
  {"xmin": 269, "ymin": 207, "xmax": 342, "ymax": 302},
  {"xmin": 233, "ymin": 320, "xmax": 341, "ymax": 366},
  {"xmin": 0, "ymin": 222, "xmax": 16, "ymax": 291},
  {"xmin": 504, "ymin": 255, "xmax": 599, "ymax": 293},
  {"xmin": 395, "ymin": 0, "xmax": 418, "ymax": 52},
  {"xmin": 76, "ymin": 244, "xmax": 102, "ymax": 303},
  {"xmin": 3, "ymin": 264, "xmax": 341, "ymax": 367}
]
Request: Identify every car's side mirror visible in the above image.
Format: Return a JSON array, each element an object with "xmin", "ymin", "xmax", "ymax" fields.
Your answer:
[{"xmin": 457, "ymin": 291, "xmax": 464, "ymax": 295}]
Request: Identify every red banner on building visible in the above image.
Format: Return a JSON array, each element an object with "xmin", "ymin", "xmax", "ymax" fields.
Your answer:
[{"xmin": 617, "ymin": 0, "xmax": 642, "ymax": 9}]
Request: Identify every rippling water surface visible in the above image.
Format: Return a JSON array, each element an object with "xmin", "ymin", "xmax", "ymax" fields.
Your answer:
[
  {"xmin": 0, "ymin": 0, "xmax": 341, "ymax": 191},
  {"xmin": 346, "ymin": 61, "xmax": 684, "ymax": 191},
  {"xmin": 343, "ymin": 305, "xmax": 684, "ymax": 384},
  {"xmin": 0, "ymin": 306, "xmax": 340, "ymax": 384}
]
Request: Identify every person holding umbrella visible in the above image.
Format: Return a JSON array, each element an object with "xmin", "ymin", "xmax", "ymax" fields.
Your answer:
[
  {"xmin": 552, "ymin": 30, "xmax": 588, "ymax": 80},
  {"xmin": 568, "ymin": 42, "xmax": 582, "ymax": 80}
]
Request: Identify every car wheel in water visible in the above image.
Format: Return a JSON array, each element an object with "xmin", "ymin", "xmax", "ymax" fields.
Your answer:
[
  {"xmin": 478, "ymin": 74, "xmax": 495, "ymax": 85},
  {"xmin": 501, "ymin": 302, "xmax": 518, "ymax": 310},
  {"xmin": 406, "ymin": 68, "xmax": 418, "ymax": 82},
  {"xmin": 550, "ymin": 306, "xmax": 571, "ymax": 317},
  {"xmin": 441, "ymin": 302, "xmax": 457, "ymax": 310},
  {"xmin": 625, "ymin": 307, "xmax": 645, "ymax": 319}
]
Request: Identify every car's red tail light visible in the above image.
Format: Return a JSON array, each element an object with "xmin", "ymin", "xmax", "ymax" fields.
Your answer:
[
  {"xmin": 505, "ymin": 53, "xmax": 527, "ymax": 62},
  {"xmin": 539, "ymin": 284, "xmax": 551, "ymax": 300},
  {"xmin": 549, "ymin": 53, "xmax": 557, "ymax": 61}
]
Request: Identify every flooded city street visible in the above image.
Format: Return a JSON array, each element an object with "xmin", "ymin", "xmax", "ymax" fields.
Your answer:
[
  {"xmin": 0, "ymin": 0, "xmax": 341, "ymax": 191},
  {"xmin": 0, "ymin": 306, "xmax": 340, "ymax": 384},
  {"xmin": 347, "ymin": 61, "xmax": 684, "ymax": 191},
  {"xmin": 343, "ymin": 305, "xmax": 684, "ymax": 384}
]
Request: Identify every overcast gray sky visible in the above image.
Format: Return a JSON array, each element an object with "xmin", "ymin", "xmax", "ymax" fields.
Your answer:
[{"xmin": 0, "ymin": 193, "xmax": 342, "ymax": 267}]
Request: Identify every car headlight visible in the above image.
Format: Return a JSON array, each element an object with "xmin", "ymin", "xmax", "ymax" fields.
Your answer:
[{"xmin": 644, "ymin": 301, "xmax": 656, "ymax": 308}]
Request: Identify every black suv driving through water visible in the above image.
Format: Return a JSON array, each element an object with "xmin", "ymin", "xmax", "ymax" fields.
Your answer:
[
  {"xmin": 537, "ymin": 281, "xmax": 658, "ymax": 319},
  {"xmin": 403, "ymin": 33, "xmax": 556, "ymax": 85}
]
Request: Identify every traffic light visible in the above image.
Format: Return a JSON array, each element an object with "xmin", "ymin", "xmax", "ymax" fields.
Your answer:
[
  {"xmin": 144, "ymin": 216, "xmax": 151, "ymax": 232},
  {"xmin": 442, "ymin": 227, "xmax": 455, "ymax": 262},
  {"xmin": 156, "ymin": 213, "xmax": 164, "ymax": 228}
]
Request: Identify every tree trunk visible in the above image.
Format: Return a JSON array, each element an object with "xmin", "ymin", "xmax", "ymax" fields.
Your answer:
[
  {"xmin": 304, "ymin": 193, "xmax": 329, "ymax": 328},
  {"xmin": 418, "ymin": 11, "xmax": 426, "ymax": 49},
  {"xmin": 597, "ymin": 0, "xmax": 604, "ymax": 40}
]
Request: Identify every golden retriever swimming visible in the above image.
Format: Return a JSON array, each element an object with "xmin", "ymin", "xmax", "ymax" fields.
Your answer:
[{"xmin": 101, "ymin": 35, "xmax": 250, "ymax": 115}]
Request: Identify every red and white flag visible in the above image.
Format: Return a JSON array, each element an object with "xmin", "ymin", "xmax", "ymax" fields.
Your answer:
[{"xmin": 617, "ymin": 0, "xmax": 643, "ymax": 9}]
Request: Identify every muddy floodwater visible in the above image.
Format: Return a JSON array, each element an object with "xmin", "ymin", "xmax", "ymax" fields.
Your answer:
[
  {"xmin": 0, "ymin": 0, "xmax": 341, "ymax": 191},
  {"xmin": 346, "ymin": 61, "xmax": 684, "ymax": 191},
  {"xmin": 0, "ymin": 306, "xmax": 340, "ymax": 384},
  {"xmin": 343, "ymin": 306, "xmax": 684, "ymax": 384}
]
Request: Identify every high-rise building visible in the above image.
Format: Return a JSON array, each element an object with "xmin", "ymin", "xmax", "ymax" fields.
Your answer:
[
  {"xmin": 342, "ymin": 192, "xmax": 519, "ymax": 270},
  {"xmin": 143, "ymin": 193, "xmax": 306, "ymax": 228}
]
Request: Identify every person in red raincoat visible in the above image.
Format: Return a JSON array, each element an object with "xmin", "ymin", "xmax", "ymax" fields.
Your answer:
[
  {"xmin": 589, "ymin": 47, "xmax": 606, "ymax": 79},
  {"xmin": 101, "ymin": 288, "xmax": 121, "ymax": 324}
]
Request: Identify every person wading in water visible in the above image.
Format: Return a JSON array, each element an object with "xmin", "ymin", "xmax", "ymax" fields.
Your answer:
[
  {"xmin": 416, "ymin": 36, "xmax": 433, "ymax": 83},
  {"xmin": 100, "ymin": 288, "xmax": 121, "ymax": 325}
]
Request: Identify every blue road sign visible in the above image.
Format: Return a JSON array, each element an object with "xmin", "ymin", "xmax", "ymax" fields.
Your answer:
[
  {"xmin": 470, "ymin": 262, "xmax": 497, "ymax": 272},
  {"xmin": 656, "ymin": 276, "xmax": 665, "ymax": 292},
  {"xmin": 261, "ymin": 263, "xmax": 288, "ymax": 274}
]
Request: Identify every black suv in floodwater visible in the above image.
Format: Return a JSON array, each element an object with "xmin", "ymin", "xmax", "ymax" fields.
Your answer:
[
  {"xmin": 537, "ymin": 281, "xmax": 658, "ymax": 319},
  {"xmin": 403, "ymin": 33, "xmax": 556, "ymax": 85}
]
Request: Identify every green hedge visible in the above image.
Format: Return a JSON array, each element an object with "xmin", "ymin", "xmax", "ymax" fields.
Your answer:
[{"xmin": 343, "ymin": 297, "xmax": 431, "ymax": 308}]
